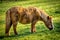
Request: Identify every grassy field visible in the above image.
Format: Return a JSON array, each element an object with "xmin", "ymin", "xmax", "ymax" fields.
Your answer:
[{"xmin": 0, "ymin": 0, "xmax": 60, "ymax": 40}]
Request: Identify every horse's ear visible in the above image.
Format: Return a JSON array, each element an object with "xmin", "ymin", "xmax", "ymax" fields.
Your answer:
[{"xmin": 47, "ymin": 16, "xmax": 52, "ymax": 20}]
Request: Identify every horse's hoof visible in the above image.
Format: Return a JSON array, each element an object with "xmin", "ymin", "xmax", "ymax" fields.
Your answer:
[
  {"xmin": 5, "ymin": 34, "xmax": 9, "ymax": 37},
  {"xmin": 31, "ymin": 31, "xmax": 36, "ymax": 33},
  {"xmin": 15, "ymin": 33, "xmax": 18, "ymax": 35}
]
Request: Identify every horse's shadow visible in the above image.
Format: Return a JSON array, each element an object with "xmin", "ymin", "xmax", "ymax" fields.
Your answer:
[
  {"xmin": 0, "ymin": 26, "xmax": 42, "ymax": 39},
  {"xmin": 0, "ymin": 36, "xmax": 4, "ymax": 39},
  {"xmin": 0, "ymin": 28, "xmax": 32, "ymax": 39}
]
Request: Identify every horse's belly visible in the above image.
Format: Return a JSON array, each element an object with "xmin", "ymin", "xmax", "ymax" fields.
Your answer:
[{"xmin": 19, "ymin": 18, "xmax": 30, "ymax": 24}]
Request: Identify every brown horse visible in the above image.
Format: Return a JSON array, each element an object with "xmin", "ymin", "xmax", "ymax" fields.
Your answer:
[{"xmin": 5, "ymin": 6, "xmax": 54, "ymax": 36}]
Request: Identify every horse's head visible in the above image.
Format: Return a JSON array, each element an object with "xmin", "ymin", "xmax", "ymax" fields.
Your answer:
[{"xmin": 44, "ymin": 16, "xmax": 54, "ymax": 30}]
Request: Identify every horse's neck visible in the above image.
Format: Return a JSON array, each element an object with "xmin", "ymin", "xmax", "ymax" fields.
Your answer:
[{"xmin": 40, "ymin": 10, "xmax": 48, "ymax": 22}]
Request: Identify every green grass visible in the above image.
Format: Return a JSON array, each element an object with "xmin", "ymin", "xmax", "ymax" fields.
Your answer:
[{"xmin": 0, "ymin": 0, "xmax": 60, "ymax": 40}]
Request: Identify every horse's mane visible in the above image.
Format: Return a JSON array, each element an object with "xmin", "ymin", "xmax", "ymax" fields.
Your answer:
[{"xmin": 39, "ymin": 9, "xmax": 49, "ymax": 22}]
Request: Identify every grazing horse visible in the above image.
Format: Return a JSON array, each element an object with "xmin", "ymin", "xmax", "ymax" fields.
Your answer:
[{"xmin": 5, "ymin": 6, "xmax": 54, "ymax": 36}]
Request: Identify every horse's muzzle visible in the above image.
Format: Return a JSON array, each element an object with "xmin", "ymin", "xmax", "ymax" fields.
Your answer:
[
  {"xmin": 49, "ymin": 25, "xmax": 54, "ymax": 30},
  {"xmin": 49, "ymin": 27, "xmax": 54, "ymax": 30},
  {"xmin": 49, "ymin": 28, "xmax": 53, "ymax": 30}
]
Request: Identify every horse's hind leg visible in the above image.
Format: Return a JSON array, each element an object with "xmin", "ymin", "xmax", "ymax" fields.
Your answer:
[
  {"xmin": 12, "ymin": 21, "xmax": 18, "ymax": 35},
  {"xmin": 11, "ymin": 13, "xmax": 18, "ymax": 35},
  {"xmin": 5, "ymin": 20, "xmax": 12, "ymax": 36}
]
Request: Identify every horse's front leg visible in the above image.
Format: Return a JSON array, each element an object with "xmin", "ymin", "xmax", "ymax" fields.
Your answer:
[{"xmin": 31, "ymin": 20, "xmax": 37, "ymax": 33}]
